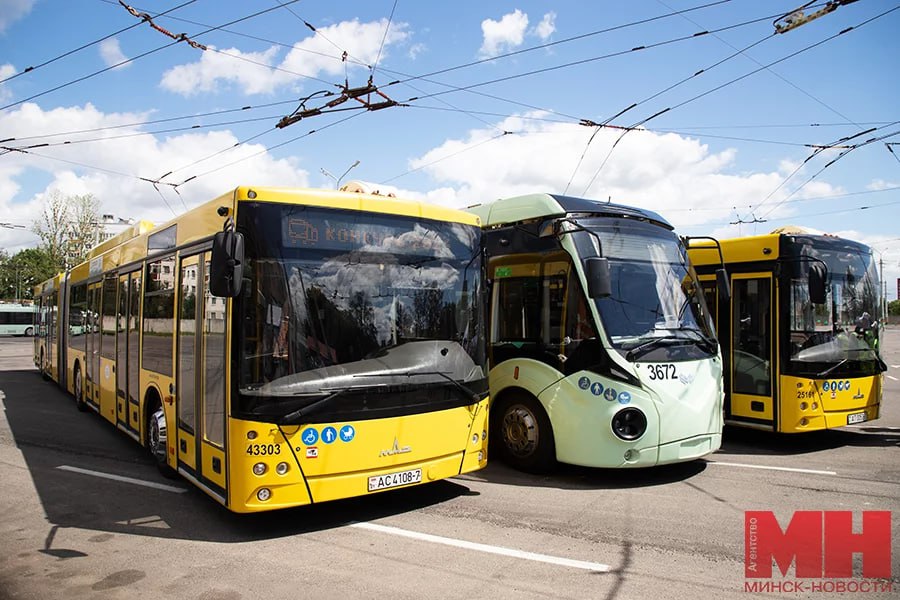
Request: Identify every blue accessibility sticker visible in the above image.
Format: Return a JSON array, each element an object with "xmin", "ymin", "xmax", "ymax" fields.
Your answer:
[
  {"xmin": 844, "ymin": 380, "xmax": 850, "ymax": 390},
  {"xmin": 590, "ymin": 381, "xmax": 604, "ymax": 396},
  {"xmin": 618, "ymin": 391, "xmax": 631, "ymax": 405},
  {"xmin": 321, "ymin": 426, "xmax": 338, "ymax": 444},
  {"xmin": 822, "ymin": 381, "xmax": 830, "ymax": 391},
  {"xmin": 837, "ymin": 381, "xmax": 844, "ymax": 391},
  {"xmin": 339, "ymin": 424, "xmax": 356, "ymax": 443},
  {"xmin": 301, "ymin": 427, "xmax": 319, "ymax": 446},
  {"xmin": 578, "ymin": 376, "xmax": 591, "ymax": 390},
  {"xmin": 604, "ymin": 387, "xmax": 617, "ymax": 402}
]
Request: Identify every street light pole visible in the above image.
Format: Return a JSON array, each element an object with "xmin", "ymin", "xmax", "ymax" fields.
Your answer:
[{"xmin": 320, "ymin": 160, "xmax": 360, "ymax": 189}]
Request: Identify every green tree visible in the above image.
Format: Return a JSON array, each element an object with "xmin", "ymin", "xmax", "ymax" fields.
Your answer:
[
  {"xmin": 889, "ymin": 299, "xmax": 900, "ymax": 316},
  {"xmin": 0, "ymin": 247, "xmax": 57, "ymax": 302},
  {"xmin": 31, "ymin": 191, "xmax": 101, "ymax": 270}
]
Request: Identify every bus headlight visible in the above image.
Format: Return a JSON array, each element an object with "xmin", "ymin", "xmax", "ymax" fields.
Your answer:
[
  {"xmin": 611, "ymin": 408, "xmax": 647, "ymax": 441},
  {"xmin": 257, "ymin": 488, "xmax": 271, "ymax": 501},
  {"xmin": 252, "ymin": 462, "xmax": 267, "ymax": 476},
  {"xmin": 275, "ymin": 462, "xmax": 290, "ymax": 475},
  {"xmin": 800, "ymin": 402, "xmax": 808, "ymax": 411}
]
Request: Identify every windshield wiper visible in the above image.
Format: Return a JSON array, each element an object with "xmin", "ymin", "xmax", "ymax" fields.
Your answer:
[
  {"xmin": 364, "ymin": 371, "xmax": 481, "ymax": 403},
  {"xmin": 644, "ymin": 326, "xmax": 718, "ymax": 356},
  {"xmin": 280, "ymin": 387, "xmax": 352, "ymax": 425},
  {"xmin": 624, "ymin": 337, "xmax": 684, "ymax": 362},
  {"xmin": 816, "ymin": 358, "xmax": 848, "ymax": 379}
]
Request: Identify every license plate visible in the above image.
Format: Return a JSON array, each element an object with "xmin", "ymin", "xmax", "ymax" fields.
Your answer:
[
  {"xmin": 847, "ymin": 411, "xmax": 867, "ymax": 425},
  {"xmin": 368, "ymin": 468, "xmax": 422, "ymax": 492}
]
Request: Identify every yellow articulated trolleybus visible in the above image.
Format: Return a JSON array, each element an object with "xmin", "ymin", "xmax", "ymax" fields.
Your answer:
[
  {"xmin": 687, "ymin": 228, "xmax": 886, "ymax": 433},
  {"xmin": 466, "ymin": 194, "xmax": 726, "ymax": 472},
  {"xmin": 33, "ymin": 186, "xmax": 490, "ymax": 512}
]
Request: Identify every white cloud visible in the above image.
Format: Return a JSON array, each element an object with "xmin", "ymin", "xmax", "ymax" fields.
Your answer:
[
  {"xmin": 867, "ymin": 178, "xmax": 899, "ymax": 191},
  {"xmin": 160, "ymin": 19, "xmax": 410, "ymax": 96},
  {"xmin": 0, "ymin": 102, "xmax": 310, "ymax": 253},
  {"xmin": 0, "ymin": 63, "xmax": 15, "ymax": 102},
  {"xmin": 99, "ymin": 38, "xmax": 130, "ymax": 70},
  {"xmin": 408, "ymin": 42, "xmax": 426, "ymax": 60},
  {"xmin": 403, "ymin": 112, "xmax": 841, "ymax": 238},
  {"xmin": 479, "ymin": 10, "xmax": 529, "ymax": 58},
  {"xmin": 160, "ymin": 45, "xmax": 282, "ymax": 96},
  {"xmin": 533, "ymin": 12, "xmax": 556, "ymax": 40},
  {"xmin": 0, "ymin": 0, "xmax": 35, "ymax": 33}
]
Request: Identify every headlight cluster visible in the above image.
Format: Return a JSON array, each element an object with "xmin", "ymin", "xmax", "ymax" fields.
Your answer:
[{"xmin": 611, "ymin": 407, "xmax": 647, "ymax": 441}]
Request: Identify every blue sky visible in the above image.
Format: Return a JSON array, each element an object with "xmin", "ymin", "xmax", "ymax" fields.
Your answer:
[{"xmin": 1, "ymin": 0, "xmax": 899, "ymax": 298}]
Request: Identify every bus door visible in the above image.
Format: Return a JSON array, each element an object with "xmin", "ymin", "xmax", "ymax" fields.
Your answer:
[
  {"xmin": 729, "ymin": 273, "xmax": 775, "ymax": 429},
  {"xmin": 98, "ymin": 275, "xmax": 118, "ymax": 424},
  {"xmin": 116, "ymin": 271, "xmax": 141, "ymax": 437},
  {"xmin": 176, "ymin": 252, "xmax": 227, "ymax": 498},
  {"xmin": 86, "ymin": 282, "xmax": 103, "ymax": 409}
]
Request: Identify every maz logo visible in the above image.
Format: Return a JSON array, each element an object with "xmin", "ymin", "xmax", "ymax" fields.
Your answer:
[{"xmin": 379, "ymin": 438, "xmax": 412, "ymax": 457}]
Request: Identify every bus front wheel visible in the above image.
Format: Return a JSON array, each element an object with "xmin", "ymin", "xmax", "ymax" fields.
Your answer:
[{"xmin": 492, "ymin": 394, "xmax": 556, "ymax": 473}]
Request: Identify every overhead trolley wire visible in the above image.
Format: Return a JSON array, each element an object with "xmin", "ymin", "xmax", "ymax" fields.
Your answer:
[
  {"xmin": 390, "ymin": 0, "xmax": 734, "ymax": 87},
  {"xmin": 170, "ymin": 111, "xmax": 367, "ymax": 189},
  {"xmin": 0, "ymin": 0, "xmax": 305, "ymax": 113},
  {"xmin": 656, "ymin": 0, "xmax": 867, "ymax": 129},
  {"xmin": 2, "ymin": 99, "xmax": 300, "ymax": 144},
  {"xmin": 397, "ymin": 11, "xmax": 781, "ymax": 105},
  {"xmin": 572, "ymin": 3, "xmax": 899, "ymax": 195},
  {"xmin": 755, "ymin": 124, "xmax": 900, "ymax": 222},
  {"xmin": 0, "ymin": 0, "xmax": 200, "ymax": 86}
]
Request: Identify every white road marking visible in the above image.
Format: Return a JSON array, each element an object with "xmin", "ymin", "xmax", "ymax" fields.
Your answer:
[
  {"xmin": 350, "ymin": 522, "xmax": 610, "ymax": 572},
  {"xmin": 57, "ymin": 465, "xmax": 187, "ymax": 493},
  {"xmin": 846, "ymin": 425, "xmax": 900, "ymax": 430},
  {"xmin": 706, "ymin": 460, "xmax": 836, "ymax": 476},
  {"xmin": 890, "ymin": 364, "xmax": 900, "ymax": 369},
  {"xmin": 887, "ymin": 375, "xmax": 898, "ymax": 381}
]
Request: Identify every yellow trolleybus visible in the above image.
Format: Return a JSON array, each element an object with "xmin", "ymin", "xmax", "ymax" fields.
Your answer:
[
  {"xmin": 33, "ymin": 186, "xmax": 489, "ymax": 512},
  {"xmin": 467, "ymin": 193, "xmax": 725, "ymax": 472},
  {"xmin": 687, "ymin": 228, "xmax": 885, "ymax": 433}
]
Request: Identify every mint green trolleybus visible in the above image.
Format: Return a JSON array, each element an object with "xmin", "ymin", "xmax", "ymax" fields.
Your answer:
[{"xmin": 467, "ymin": 194, "xmax": 725, "ymax": 471}]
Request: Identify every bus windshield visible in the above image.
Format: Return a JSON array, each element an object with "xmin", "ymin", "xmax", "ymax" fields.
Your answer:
[
  {"xmin": 235, "ymin": 203, "xmax": 487, "ymax": 421},
  {"xmin": 570, "ymin": 218, "xmax": 716, "ymax": 362},
  {"xmin": 786, "ymin": 236, "xmax": 883, "ymax": 375}
]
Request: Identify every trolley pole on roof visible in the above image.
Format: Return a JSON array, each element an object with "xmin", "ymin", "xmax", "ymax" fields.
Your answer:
[{"xmin": 321, "ymin": 160, "xmax": 360, "ymax": 190}]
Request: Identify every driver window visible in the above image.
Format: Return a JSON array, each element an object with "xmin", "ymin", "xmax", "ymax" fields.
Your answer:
[{"xmin": 732, "ymin": 278, "xmax": 771, "ymax": 395}]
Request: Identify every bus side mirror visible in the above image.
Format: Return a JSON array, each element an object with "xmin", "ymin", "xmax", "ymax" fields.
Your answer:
[
  {"xmin": 716, "ymin": 268, "xmax": 731, "ymax": 301},
  {"xmin": 585, "ymin": 257, "xmax": 611, "ymax": 298},
  {"xmin": 210, "ymin": 230, "xmax": 245, "ymax": 298},
  {"xmin": 808, "ymin": 262, "xmax": 827, "ymax": 305}
]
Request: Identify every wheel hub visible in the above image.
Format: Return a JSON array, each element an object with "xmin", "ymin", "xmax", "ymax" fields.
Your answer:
[{"xmin": 502, "ymin": 405, "xmax": 538, "ymax": 458}]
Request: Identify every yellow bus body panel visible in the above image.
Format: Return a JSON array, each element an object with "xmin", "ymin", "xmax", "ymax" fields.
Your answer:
[
  {"xmin": 780, "ymin": 374, "xmax": 881, "ymax": 432},
  {"xmin": 227, "ymin": 400, "xmax": 489, "ymax": 513}
]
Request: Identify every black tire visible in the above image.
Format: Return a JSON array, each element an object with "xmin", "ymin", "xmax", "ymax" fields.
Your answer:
[
  {"xmin": 73, "ymin": 364, "xmax": 88, "ymax": 412},
  {"xmin": 491, "ymin": 393, "xmax": 556, "ymax": 473},
  {"xmin": 147, "ymin": 401, "xmax": 178, "ymax": 479},
  {"xmin": 24, "ymin": 326, "xmax": 33, "ymax": 337}
]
